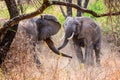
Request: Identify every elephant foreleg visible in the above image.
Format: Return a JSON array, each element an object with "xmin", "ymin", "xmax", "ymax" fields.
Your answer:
[
  {"xmin": 74, "ymin": 45, "xmax": 83, "ymax": 63},
  {"xmin": 94, "ymin": 48, "xmax": 100, "ymax": 66},
  {"xmin": 84, "ymin": 44, "xmax": 94, "ymax": 66},
  {"xmin": 33, "ymin": 43, "xmax": 41, "ymax": 67},
  {"xmin": 94, "ymin": 41, "xmax": 101, "ymax": 66}
]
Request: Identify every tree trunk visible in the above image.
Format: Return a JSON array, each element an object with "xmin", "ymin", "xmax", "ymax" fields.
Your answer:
[
  {"xmin": 59, "ymin": 0, "xmax": 67, "ymax": 18},
  {"xmin": 66, "ymin": 0, "xmax": 72, "ymax": 16},
  {"xmin": 84, "ymin": 0, "xmax": 89, "ymax": 8},
  {"xmin": 0, "ymin": 0, "xmax": 19, "ymax": 66},
  {"xmin": 77, "ymin": 0, "xmax": 82, "ymax": 16}
]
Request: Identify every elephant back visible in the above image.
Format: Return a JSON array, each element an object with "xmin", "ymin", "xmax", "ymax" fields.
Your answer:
[
  {"xmin": 37, "ymin": 14, "xmax": 61, "ymax": 30},
  {"xmin": 41, "ymin": 14, "xmax": 60, "ymax": 24}
]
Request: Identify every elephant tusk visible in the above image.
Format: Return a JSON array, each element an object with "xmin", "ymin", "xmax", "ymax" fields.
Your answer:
[
  {"xmin": 67, "ymin": 32, "xmax": 74, "ymax": 40},
  {"xmin": 60, "ymin": 35, "xmax": 64, "ymax": 41}
]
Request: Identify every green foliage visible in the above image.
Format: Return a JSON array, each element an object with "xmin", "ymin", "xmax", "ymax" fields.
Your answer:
[
  {"xmin": 44, "ymin": 6, "xmax": 54, "ymax": 14},
  {"xmin": 83, "ymin": 0, "xmax": 106, "ymax": 18},
  {"xmin": 0, "ymin": 9, "xmax": 9, "ymax": 18},
  {"xmin": 22, "ymin": 4, "xmax": 35, "ymax": 13},
  {"xmin": 0, "ymin": 2, "xmax": 9, "ymax": 18},
  {"xmin": 43, "ymin": 6, "xmax": 66, "ymax": 25},
  {"xmin": 57, "ymin": 13, "xmax": 65, "ymax": 25}
]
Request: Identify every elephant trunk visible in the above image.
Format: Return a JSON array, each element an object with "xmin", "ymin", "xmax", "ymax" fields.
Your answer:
[
  {"xmin": 58, "ymin": 29, "xmax": 74, "ymax": 50},
  {"xmin": 58, "ymin": 38, "xmax": 69, "ymax": 50},
  {"xmin": 44, "ymin": 38, "xmax": 72, "ymax": 58}
]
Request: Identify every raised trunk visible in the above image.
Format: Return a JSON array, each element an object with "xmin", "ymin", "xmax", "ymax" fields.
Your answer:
[
  {"xmin": 0, "ymin": 0, "xmax": 19, "ymax": 66},
  {"xmin": 58, "ymin": 30, "xmax": 74, "ymax": 50},
  {"xmin": 45, "ymin": 38, "xmax": 72, "ymax": 58},
  {"xmin": 58, "ymin": 37, "xmax": 69, "ymax": 50}
]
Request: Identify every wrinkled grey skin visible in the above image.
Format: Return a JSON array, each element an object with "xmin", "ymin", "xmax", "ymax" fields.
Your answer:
[
  {"xmin": 58, "ymin": 17, "xmax": 101, "ymax": 66},
  {"xmin": 19, "ymin": 14, "xmax": 72, "ymax": 66}
]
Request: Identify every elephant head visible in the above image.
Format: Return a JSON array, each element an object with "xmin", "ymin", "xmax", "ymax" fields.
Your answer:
[{"xmin": 58, "ymin": 17, "xmax": 83, "ymax": 50}]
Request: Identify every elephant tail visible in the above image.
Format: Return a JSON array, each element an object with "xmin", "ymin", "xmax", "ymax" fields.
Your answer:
[{"xmin": 44, "ymin": 38, "xmax": 72, "ymax": 58}]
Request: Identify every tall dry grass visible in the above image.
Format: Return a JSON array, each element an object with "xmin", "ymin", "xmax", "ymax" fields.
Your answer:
[{"xmin": 0, "ymin": 0, "xmax": 120, "ymax": 79}]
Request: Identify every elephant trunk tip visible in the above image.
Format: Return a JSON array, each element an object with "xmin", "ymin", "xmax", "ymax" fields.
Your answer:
[
  {"xmin": 58, "ymin": 47, "xmax": 62, "ymax": 50},
  {"xmin": 60, "ymin": 52, "xmax": 72, "ymax": 58}
]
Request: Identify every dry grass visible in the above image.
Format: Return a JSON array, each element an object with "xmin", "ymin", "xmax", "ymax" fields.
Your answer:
[
  {"xmin": 104, "ymin": 0, "xmax": 120, "ymax": 12},
  {"xmin": 0, "ymin": 22, "xmax": 120, "ymax": 80},
  {"xmin": 0, "ymin": 1, "xmax": 120, "ymax": 79}
]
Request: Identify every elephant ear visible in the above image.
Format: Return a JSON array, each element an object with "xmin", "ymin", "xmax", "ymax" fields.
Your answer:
[
  {"xmin": 75, "ymin": 19, "xmax": 84, "ymax": 39},
  {"xmin": 41, "ymin": 14, "xmax": 61, "ymax": 26}
]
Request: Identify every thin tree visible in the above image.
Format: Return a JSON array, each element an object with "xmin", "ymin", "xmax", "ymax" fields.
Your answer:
[
  {"xmin": 77, "ymin": 0, "xmax": 89, "ymax": 16},
  {"xmin": 66, "ymin": 0, "xmax": 72, "ymax": 16},
  {"xmin": 60, "ymin": 0, "xmax": 90, "ymax": 17},
  {"xmin": 84, "ymin": 0, "xmax": 89, "ymax": 8},
  {"xmin": 77, "ymin": 0, "xmax": 82, "ymax": 16}
]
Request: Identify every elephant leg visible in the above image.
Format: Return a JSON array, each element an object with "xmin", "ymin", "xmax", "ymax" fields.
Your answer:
[
  {"xmin": 85, "ymin": 45, "xmax": 94, "ymax": 66},
  {"xmin": 74, "ymin": 45, "xmax": 84, "ymax": 63},
  {"xmin": 94, "ymin": 42, "xmax": 101, "ymax": 66},
  {"xmin": 34, "ymin": 53, "xmax": 41, "ymax": 67},
  {"xmin": 84, "ymin": 39, "xmax": 94, "ymax": 66},
  {"xmin": 33, "ymin": 42, "xmax": 41, "ymax": 67}
]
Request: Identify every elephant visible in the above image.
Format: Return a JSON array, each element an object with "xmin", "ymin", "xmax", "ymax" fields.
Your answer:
[
  {"xmin": 19, "ymin": 14, "xmax": 72, "ymax": 66},
  {"xmin": 58, "ymin": 17, "xmax": 101, "ymax": 66}
]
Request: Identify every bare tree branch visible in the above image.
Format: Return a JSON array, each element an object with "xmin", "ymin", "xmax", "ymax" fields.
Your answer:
[
  {"xmin": 1, "ymin": 1, "xmax": 120, "ymax": 37},
  {"xmin": 58, "ymin": 0, "xmax": 67, "ymax": 18},
  {"xmin": 52, "ymin": 1, "xmax": 120, "ymax": 17},
  {"xmin": 59, "ymin": 5, "xmax": 67, "ymax": 18}
]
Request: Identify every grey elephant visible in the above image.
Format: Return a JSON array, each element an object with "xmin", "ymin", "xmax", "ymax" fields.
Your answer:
[
  {"xmin": 19, "ymin": 14, "xmax": 72, "ymax": 66},
  {"xmin": 58, "ymin": 17, "xmax": 101, "ymax": 66}
]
